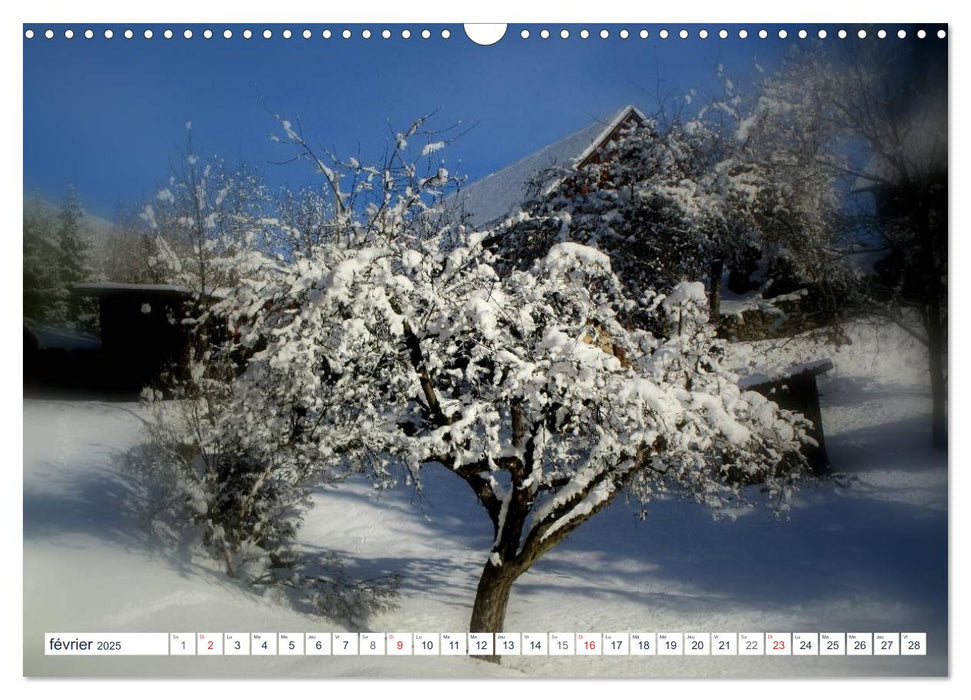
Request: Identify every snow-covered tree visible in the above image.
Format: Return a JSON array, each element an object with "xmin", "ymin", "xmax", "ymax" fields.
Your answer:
[
  {"xmin": 96, "ymin": 217, "xmax": 168, "ymax": 285},
  {"xmin": 129, "ymin": 116, "xmax": 459, "ymax": 581},
  {"xmin": 710, "ymin": 58, "xmax": 860, "ymax": 321},
  {"xmin": 277, "ymin": 184, "xmax": 339, "ymax": 259},
  {"xmin": 490, "ymin": 118, "xmax": 714, "ymax": 312},
  {"xmin": 23, "ymin": 188, "xmax": 92, "ymax": 325},
  {"xmin": 143, "ymin": 130, "xmax": 278, "ymax": 298},
  {"xmin": 124, "ymin": 132, "xmax": 297, "ymax": 575},
  {"xmin": 23, "ymin": 198, "xmax": 62, "ymax": 323},
  {"xmin": 747, "ymin": 43, "xmax": 947, "ymax": 448},
  {"xmin": 57, "ymin": 186, "xmax": 88, "ymax": 312},
  {"xmin": 490, "ymin": 100, "xmax": 845, "ymax": 330},
  {"xmin": 203, "ymin": 119, "xmax": 811, "ymax": 661}
]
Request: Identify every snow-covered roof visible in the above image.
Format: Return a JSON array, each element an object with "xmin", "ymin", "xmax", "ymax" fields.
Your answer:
[
  {"xmin": 448, "ymin": 105, "xmax": 647, "ymax": 229},
  {"xmin": 73, "ymin": 282, "xmax": 193, "ymax": 296},
  {"xmin": 738, "ymin": 358, "xmax": 834, "ymax": 389}
]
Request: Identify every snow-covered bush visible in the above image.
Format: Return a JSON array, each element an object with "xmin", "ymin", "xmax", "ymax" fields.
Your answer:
[
  {"xmin": 128, "ymin": 378, "xmax": 403, "ymax": 624},
  {"xmin": 123, "ymin": 115, "xmax": 460, "ymax": 599},
  {"xmin": 286, "ymin": 552, "xmax": 402, "ymax": 629},
  {"xmin": 130, "ymin": 359, "xmax": 323, "ymax": 580},
  {"xmin": 123, "ymin": 133, "xmax": 342, "ymax": 580}
]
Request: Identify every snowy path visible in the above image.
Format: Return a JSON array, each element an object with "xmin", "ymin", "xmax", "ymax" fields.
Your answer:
[{"xmin": 23, "ymin": 325, "xmax": 947, "ymax": 677}]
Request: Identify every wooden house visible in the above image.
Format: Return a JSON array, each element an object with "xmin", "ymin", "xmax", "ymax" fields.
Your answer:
[{"xmin": 449, "ymin": 105, "xmax": 647, "ymax": 229}]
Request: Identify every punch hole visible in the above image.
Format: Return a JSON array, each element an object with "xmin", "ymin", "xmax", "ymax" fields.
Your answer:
[
  {"xmin": 699, "ymin": 30, "xmax": 709, "ymax": 39},
  {"xmin": 263, "ymin": 29, "xmax": 272, "ymax": 39},
  {"xmin": 877, "ymin": 29, "xmax": 886, "ymax": 39},
  {"xmin": 838, "ymin": 29, "xmax": 847, "ymax": 39},
  {"xmin": 85, "ymin": 29, "xmax": 93, "ymax": 39},
  {"xmin": 561, "ymin": 29, "xmax": 570, "ymax": 39},
  {"xmin": 282, "ymin": 29, "xmax": 292, "ymax": 39},
  {"xmin": 223, "ymin": 29, "xmax": 232, "ymax": 39},
  {"xmin": 818, "ymin": 29, "xmax": 827, "ymax": 39},
  {"xmin": 540, "ymin": 29, "xmax": 550, "ymax": 39},
  {"xmin": 738, "ymin": 29, "xmax": 748, "ymax": 38},
  {"xmin": 203, "ymin": 29, "xmax": 213, "ymax": 39},
  {"xmin": 600, "ymin": 29, "xmax": 609, "ymax": 39},
  {"xmin": 758, "ymin": 29, "xmax": 767, "ymax": 39},
  {"xmin": 520, "ymin": 29, "xmax": 529, "ymax": 39},
  {"xmin": 778, "ymin": 29, "xmax": 788, "ymax": 39},
  {"xmin": 798, "ymin": 29, "xmax": 807, "ymax": 39},
  {"xmin": 620, "ymin": 29, "xmax": 630, "ymax": 39},
  {"xmin": 580, "ymin": 29, "xmax": 589, "ymax": 39},
  {"xmin": 640, "ymin": 29, "xmax": 649, "ymax": 39},
  {"xmin": 679, "ymin": 29, "xmax": 688, "ymax": 39},
  {"xmin": 464, "ymin": 24, "xmax": 506, "ymax": 46},
  {"xmin": 144, "ymin": 29, "xmax": 153, "ymax": 39},
  {"xmin": 125, "ymin": 29, "xmax": 133, "ymax": 39},
  {"xmin": 917, "ymin": 29, "xmax": 926, "ymax": 38},
  {"xmin": 937, "ymin": 29, "xmax": 946, "ymax": 38},
  {"xmin": 164, "ymin": 29, "xmax": 173, "ymax": 39},
  {"xmin": 362, "ymin": 29, "xmax": 371, "ymax": 39},
  {"xmin": 243, "ymin": 29, "xmax": 253, "ymax": 39},
  {"xmin": 184, "ymin": 29, "xmax": 193, "ymax": 39},
  {"xmin": 718, "ymin": 29, "xmax": 728, "ymax": 39},
  {"xmin": 401, "ymin": 29, "xmax": 410, "ymax": 39},
  {"xmin": 422, "ymin": 29, "xmax": 431, "ymax": 39},
  {"xmin": 382, "ymin": 29, "xmax": 391, "ymax": 39},
  {"xmin": 64, "ymin": 29, "xmax": 74, "ymax": 39},
  {"xmin": 441, "ymin": 29, "xmax": 451, "ymax": 39}
]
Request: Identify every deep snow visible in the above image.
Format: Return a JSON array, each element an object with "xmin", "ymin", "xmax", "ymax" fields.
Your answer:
[{"xmin": 22, "ymin": 322, "xmax": 947, "ymax": 679}]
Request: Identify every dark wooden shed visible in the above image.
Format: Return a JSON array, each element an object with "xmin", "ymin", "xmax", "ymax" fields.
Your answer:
[
  {"xmin": 739, "ymin": 359, "xmax": 834, "ymax": 476},
  {"xmin": 73, "ymin": 282, "xmax": 195, "ymax": 393}
]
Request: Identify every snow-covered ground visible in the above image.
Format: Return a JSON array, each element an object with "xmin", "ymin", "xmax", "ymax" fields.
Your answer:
[{"xmin": 22, "ymin": 322, "xmax": 947, "ymax": 678}]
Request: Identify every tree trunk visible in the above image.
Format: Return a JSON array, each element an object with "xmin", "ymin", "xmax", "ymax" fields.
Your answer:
[
  {"xmin": 926, "ymin": 300, "xmax": 947, "ymax": 451},
  {"xmin": 708, "ymin": 258, "xmax": 724, "ymax": 321},
  {"xmin": 469, "ymin": 559, "xmax": 521, "ymax": 664}
]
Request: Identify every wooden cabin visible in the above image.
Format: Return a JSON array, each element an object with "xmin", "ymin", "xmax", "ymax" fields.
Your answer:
[{"xmin": 71, "ymin": 282, "xmax": 196, "ymax": 394}]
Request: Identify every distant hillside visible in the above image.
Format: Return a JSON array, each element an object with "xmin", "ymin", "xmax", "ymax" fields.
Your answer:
[{"xmin": 23, "ymin": 194, "xmax": 118, "ymax": 244}]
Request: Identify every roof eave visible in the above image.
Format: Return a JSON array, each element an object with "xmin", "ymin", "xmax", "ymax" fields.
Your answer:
[{"xmin": 573, "ymin": 105, "xmax": 647, "ymax": 167}]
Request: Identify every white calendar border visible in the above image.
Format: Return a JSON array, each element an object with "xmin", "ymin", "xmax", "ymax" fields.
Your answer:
[{"xmin": 8, "ymin": 3, "xmax": 961, "ymax": 700}]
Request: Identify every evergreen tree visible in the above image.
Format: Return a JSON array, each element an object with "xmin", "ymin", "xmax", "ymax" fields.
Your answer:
[
  {"xmin": 23, "ymin": 199, "xmax": 61, "ymax": 323},
  {"xmin": 23, "ymin": 188, "xmax": 93, "ymax": 326},
  {"xmin": 56, "ymin": 186, "xmax": 89, "ymax": 323}
]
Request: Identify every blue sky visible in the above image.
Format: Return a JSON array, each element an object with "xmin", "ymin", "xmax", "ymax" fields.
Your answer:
[{"xmin": 23, "ymin": 24, "xmax": 802, "ymax": 220}]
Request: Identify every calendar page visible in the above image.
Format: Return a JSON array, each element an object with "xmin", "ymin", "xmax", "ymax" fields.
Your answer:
[{"xmin": 21, "ymin": 7, "xmax": 949, "ymax": 681}]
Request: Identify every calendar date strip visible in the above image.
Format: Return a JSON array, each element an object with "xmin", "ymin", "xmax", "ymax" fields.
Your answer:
[{"xmin": 45, "ymin": 632, "xmax": 927, "ymax": 657}]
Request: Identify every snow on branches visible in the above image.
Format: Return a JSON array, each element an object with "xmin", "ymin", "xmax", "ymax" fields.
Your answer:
[
  {"xmin": 148, "ymin": 119, "xmax": 812, "ymax": 643},
  {"xmin": 210, "ymin": 161, "xmax": 810, "ymax": 624},
  {"xmin": 491, "ymin": 104, "xmax": 847, "ymax": 328}
]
